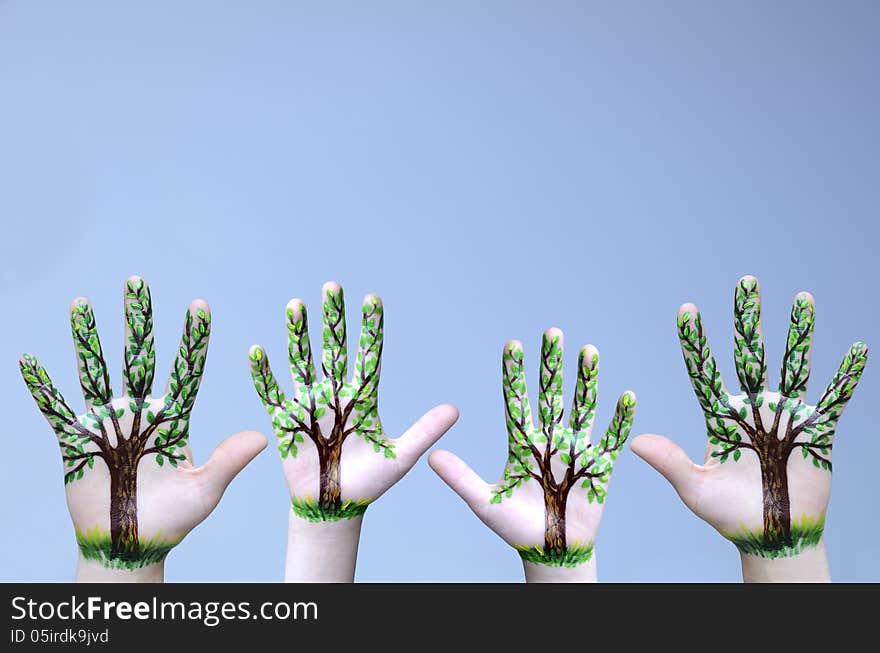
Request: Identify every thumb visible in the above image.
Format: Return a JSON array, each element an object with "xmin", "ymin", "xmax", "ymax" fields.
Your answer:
[
  {"xmin": 394, "ymin": 404, "xmax": 460, "ymax": 471},
  {"xmin": 428, "ymin": 449, "xmax": 492, "ymax": 517},
  {"xmin": 198, "ymin": 430, "xmax": 268, "ymax": 511},
  {"xmin": 630, "ymin": 433, "xmax": 700, "ymax": 510}
]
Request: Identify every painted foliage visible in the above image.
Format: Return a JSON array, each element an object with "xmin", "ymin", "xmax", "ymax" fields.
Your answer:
[
  {"xmin": 494, "ymin": 331, "xmax": 636, "ymax": 567},
  {"xmin": 249, "ymin": 283, "xmax": 392, "ymax": 521},
  {"xmin": 20, "ymin": 278, "xmax": 208, "ymax": 568},
  {"xmin": 678, "ymin": 276, "xmax": 868, "ymax": 557}
]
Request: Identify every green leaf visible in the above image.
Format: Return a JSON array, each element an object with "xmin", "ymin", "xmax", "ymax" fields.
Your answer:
[{"xmin": 559, "ymin": 453, "xmax": 572, "ymax": 465}]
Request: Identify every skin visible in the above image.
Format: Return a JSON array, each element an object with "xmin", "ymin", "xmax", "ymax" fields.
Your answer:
[
  {"xmin": 248, "ymin": 281, "xmax": 459, "ymax": 582},
  {"xmin": 429, "ymin": 328, "xmax": 636, "ymax": 583},
  {"xmin": 20, "ymin": 276, "xmax": 267, "ymax": 582},
  {"xmin": 631, "ymin": 275, "xmax": 868, "ymax": 582}
]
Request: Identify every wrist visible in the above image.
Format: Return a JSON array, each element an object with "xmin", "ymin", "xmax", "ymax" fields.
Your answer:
[
  {"xmin": 284, "ymin": 509, "xmax": 363, "ymax": 583},
  {"xmin": 739, "ymin": 539, "xmax": 830, "ymax": 582},
  {"xmin": 522, "ymin": 555, "xmax": 597, "ymax": 583},
  {"xmin": 75, "ymin": 552, "xmax": 165, "ymax": 583}
]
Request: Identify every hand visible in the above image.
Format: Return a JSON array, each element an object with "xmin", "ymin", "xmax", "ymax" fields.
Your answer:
[
  {"xmin": 632, "ymin": 275, "xmax": 868, "ymax": 577},
  {"xmin": 19, "ymin": 276, "xmax": 267, "ymax": 580},
  {"xmin": 248, "ymin": 281, "xmax": 458, "ymax": 580},
  {"xmin": 430, "ymin": 328, "xmax": 636, "ymax": 582}
]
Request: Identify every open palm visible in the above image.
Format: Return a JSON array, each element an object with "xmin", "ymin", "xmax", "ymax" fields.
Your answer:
[
  {"xmin": 632, "ymin": 276, "xmax": 868, "ymax": 559},
  {"xmin": 249, "ymin": 281, "xmax": 458, "ymax": 523},
  {"xmin": 20, "ymin": 277, "xmax": 266, "ymax": 571},
  {"xmin": 430, "ymin": 328, "xmax": 636, "ymax": 569}
]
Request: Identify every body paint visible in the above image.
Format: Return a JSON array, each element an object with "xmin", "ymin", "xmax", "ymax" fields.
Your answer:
[
  {"xmin": 20, "ymin": 277, "xmax": 210, "ymax": 569},
  {"xmin": 249, "ymin": 284, "xmax": 391, "ymax": 521},
  {"xmin": 493, "ymin": 331, "xmax": 636, "ymax": 567},
  {"xmin": 678, "ymin": 277, "xmax": 868, "ymax": 557}
]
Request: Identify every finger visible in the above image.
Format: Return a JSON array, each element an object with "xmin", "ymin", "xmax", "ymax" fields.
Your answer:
[
  {"xmin": 502, "ymin": 340, "xmax": 534, "ymax": 446},
  {"xmin": 164, "ymin": 300, "xmax": 211, "ymax": 413},
  {"xmin": 677, "ymin": 303, "xmax": 731, "ymax": 417},
  {"xmin": 70, "ymin": 297, "xmax": 112, "ymax": 408},
  {"xmin": 248, "ymin": 345, "xmax": 287, "ymax": 409},
  {"xmin": 733, "ymin": 275, "xmax": 768, "ymax": 394},
  {"xmin": 630, "ymin": 433, "xmax": 700, "ymax": 510},
  {"xmin": 570, "ymin": 344, "xmax": 599, "ymax": 435},
  {"xmin": 596, "ymin": 391, "xmax": 637, "ymax": 461},
  {"xmin": 19, "ymin": 353, "xmax": 85, "ymax": 442},
  {"xmin": 428, "ymin": 449, "xmax": 493, "ymax": 514},
  {"xmin": 21, "ymin": 352, "xmax": 108, "ymax": 484},
  {"xmin": 814, "ymin": 342, "xmax": 869, "ymax": 434},
  {"xmin": 122, "ymin": 276, "xmax": 156, "ymax": 400},
  {"xmin": 286, "ymin": 298, "xmax": 316, "ymax": 396},
  {"xmin": 321, "ymin": 281, "xmax": 348, "ymax": 391},
  {"xmin": 394, "ymin": 403, "xmax": 460, "ymax": 470},
  {"xmin": 197, "ymin": 430, "xmax": 269, "ymax": 512},
  {"xmin": 352, "ymin": 294, "xmax": 384, "ymax": 393},
  {"xmin": 538, "ymin": 328, "xmax": 565, "ymax": 437},
  {"xmin": 779, "ymin": 291, "xmax": 815, "ymax": 399}
]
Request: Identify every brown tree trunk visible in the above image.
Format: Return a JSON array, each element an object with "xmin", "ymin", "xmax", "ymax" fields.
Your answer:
[
  {"xmin": 109, "ymin": 460, "xmax": 139, "ymax": 560},
  {"xmin": 759, "ymin": 454, "xmax": 792, "ymax": 549},
  {"xmin": 319, "ymin": 443, "xmax": 343, "ymax": 509},
  {"xmin": 543, "ymin": 487, "xmax": 566, "ymax": 553}
]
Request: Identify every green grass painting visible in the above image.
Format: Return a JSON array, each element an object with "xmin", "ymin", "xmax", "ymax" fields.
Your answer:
[
  {"xmin": 514, "ymin": 542, "xmax": 595, "ymax": 567},
  {"xmin": 725, "ymin": 514, "xmax": 825, "ymax": 559},
  {"xmin": 290, "ymin": 496, "xmax": 371, "ymax": 522},
  {"xmin": 75, "ymin": 526, "xmax": 178, "ymax": 570}
]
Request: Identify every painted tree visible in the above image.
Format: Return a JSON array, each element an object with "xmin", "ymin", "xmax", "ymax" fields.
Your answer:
[
  {"xmin": 678, "ymin": 276, "xmax": 868, "ymax": 553},
  {"xmin": 493, "ymin": 331, "xmax": 636, "ymax": 565},
  {"xmin": 20, "ymin": 277, "xmax": 210, "ymax": 561},
  {"xmin": 249, "ymin": 283, "xmax": 391, "ymax": 521}
]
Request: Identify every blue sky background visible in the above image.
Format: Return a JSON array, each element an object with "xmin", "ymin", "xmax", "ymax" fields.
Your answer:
[{"xmin": 0, "ymin": 1, "xmax": 877, "ymax": 581}]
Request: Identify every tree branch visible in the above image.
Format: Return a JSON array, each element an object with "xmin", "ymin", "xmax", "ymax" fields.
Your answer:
[
  {"xmin": 61, "ymin": 448, "xmax": 104, "ymax": 462},
  {"xmin": 502, "ymin": 363, "xmax": 545, "ymax": 478}
]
